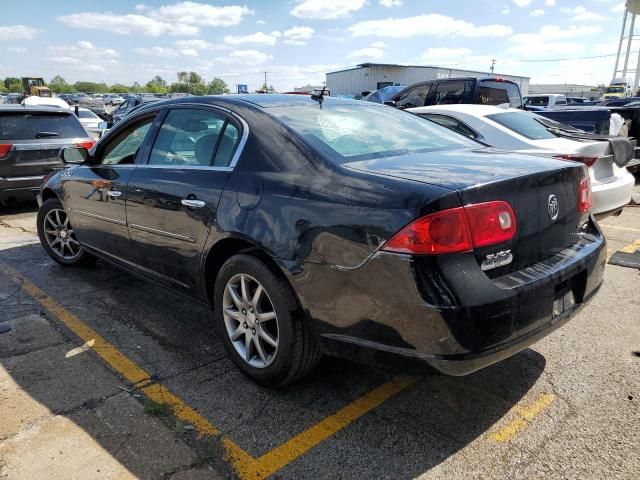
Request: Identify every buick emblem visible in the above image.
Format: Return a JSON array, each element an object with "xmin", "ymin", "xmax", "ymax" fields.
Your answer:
[{"xmin": 548, "ymin": 194, "xmax": 559, "ymax": 221}]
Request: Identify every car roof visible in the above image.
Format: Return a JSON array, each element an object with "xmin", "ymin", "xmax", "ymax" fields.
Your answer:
[
  {"xmin": 0, "ymin": 104, "xmax": 72, "ymax": 114},
  {"xmin": 526, "ymin": 94, "xmax": 564, "ymax": 98},
  {"xmin": 132, "ymin": 94, "xmax": 358, "ymax": 113},
  {"xmin": 409, "ymin": 104, "xmax": 515, "ymax": 117}
]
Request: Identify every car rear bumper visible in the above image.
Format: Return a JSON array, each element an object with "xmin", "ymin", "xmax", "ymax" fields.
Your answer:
[
  {"xmin": 0, "ymin": 175, "xmax": 44, "ymax": 201},
  {"xmin": 287, "ymin": 218, "xmax": 606, "ymax": 375},
  {"xmin": 592, "ymin": 171, "xmax": 635, "ymax": 217}
]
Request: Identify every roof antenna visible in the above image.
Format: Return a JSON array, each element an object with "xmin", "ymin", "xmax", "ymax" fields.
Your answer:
[{"xmin": 311, "ymin": 85, "xmax": 326, "ymax": 109}]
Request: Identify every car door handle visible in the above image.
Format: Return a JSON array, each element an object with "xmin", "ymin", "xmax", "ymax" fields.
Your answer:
[
  {"xmin": 107, "ymin": 190, "xmax": 122, "ymax": 198},
  {"xmin": 181, "ymin": 199, "xmax": 206, "ymax": 208}
]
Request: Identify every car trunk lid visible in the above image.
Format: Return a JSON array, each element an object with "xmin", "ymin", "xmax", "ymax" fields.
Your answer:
[{"xmin": 344, "ymin": 147, "xmax": 587, "ymax": 273}]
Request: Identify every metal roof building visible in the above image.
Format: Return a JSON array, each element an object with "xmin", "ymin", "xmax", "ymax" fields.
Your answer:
[{"xmin": 326, "ymin": 63, "xmax": 530, "ymax": 97}]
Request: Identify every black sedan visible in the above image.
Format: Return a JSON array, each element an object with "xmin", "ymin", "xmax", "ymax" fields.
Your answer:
[{"xmin": 37, "ymin": 95, "xmax": 605, "ymax": 386}]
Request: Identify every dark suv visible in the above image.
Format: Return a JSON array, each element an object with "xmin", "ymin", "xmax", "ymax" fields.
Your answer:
[
  {"xmin": 111, "ymin": 96, "xmax": 160, "ymax": 125},
  {"xmin": 389, "ymin": 77, "xmax": 523, "ymax": 110},
  {"xmin": 0, "ymin": 105, "xmax": 94, "ymax": 204}
]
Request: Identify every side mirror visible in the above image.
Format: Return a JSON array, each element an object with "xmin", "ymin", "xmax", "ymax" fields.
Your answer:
[
  {"xmin": 60, "ymin": 146, "xmax": 89, "ymax": 164},
  {"xmin": 383, "ymin": 100, "xmax": 396, "ymax": 107},
  {"xmin": 97, "ymin": 121, "xmax": 108, "ymax": 129}
]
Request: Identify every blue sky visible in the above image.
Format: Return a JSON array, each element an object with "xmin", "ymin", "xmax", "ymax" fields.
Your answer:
[{"xmin": 0, "ymin": 0, "xmax": 626, "ymax": 91}]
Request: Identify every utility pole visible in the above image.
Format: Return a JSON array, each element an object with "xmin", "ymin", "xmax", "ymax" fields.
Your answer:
[
  {"xmin": 490, "ymin": 59, "xmax": 496, "ymax": 73},
  {"xmin": 263, "ymin": 71, "xmax": 268, "ymax": 91}
]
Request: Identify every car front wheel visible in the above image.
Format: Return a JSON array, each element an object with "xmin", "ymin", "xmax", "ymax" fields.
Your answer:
[
  {"xmin": 37, "ymin": 198, "xmax": 93, "ymax": 266},
  {"xmin": 214, "ymin": 254, "xmax": 320, "ymax": 386}
]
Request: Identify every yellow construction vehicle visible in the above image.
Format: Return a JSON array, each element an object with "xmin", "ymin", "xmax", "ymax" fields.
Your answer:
[{"xmin": 21, "ymin": 77, "xmax": 52, "ymax": 97}]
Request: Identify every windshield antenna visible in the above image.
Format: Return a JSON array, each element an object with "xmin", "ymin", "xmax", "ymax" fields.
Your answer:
[{"xmin": 311, "ymin": 86, "xmax": 326, "ymax": 109}]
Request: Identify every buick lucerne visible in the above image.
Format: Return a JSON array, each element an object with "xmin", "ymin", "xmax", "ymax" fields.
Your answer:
[{"xmin": 37, "ymin": 95, "xmax": 605, "ymax": 386}]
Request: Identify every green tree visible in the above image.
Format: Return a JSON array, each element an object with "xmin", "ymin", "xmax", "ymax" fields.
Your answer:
[
  {"xmin": 145, "ymin": 76, "xmax": 168, "ymax": 94},
  {"xmin": 110, "ymin": 84, "xmax": 129, "ymax": 94},
  {"xmin": 190, "ymin": 82, "xmax": 207, "ymax": 96},
  {"xmin": 73, "ymin": 81, "xmax": 108, "ymax": 93},
  {"xmin": 49, "ymin": 75, "xmax": 75, "ymax": 94},
  {"xmin": 207, "ymin": 77, "xmax": 229, "ymax": 95},
  {"xmin": 129, "ymin": 81, "xmax": 143, "ymax": 94},
  {"xmin": 4, "ymin": 77, "xmax": 21, "ymax": 92}
]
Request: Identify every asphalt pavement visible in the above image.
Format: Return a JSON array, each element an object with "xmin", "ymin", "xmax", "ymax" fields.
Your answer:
[{"xmin": 0, "ymin": 191, "xmax": 638, "ymax": 479}]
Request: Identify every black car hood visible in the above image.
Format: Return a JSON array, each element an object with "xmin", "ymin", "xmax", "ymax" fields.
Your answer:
[{"xmin": 343, "ymin": 148, "xmax": 570, "ymax": 191}]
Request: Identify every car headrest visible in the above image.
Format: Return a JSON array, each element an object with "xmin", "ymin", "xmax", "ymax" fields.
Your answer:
[{"xmin": 194, "ymin": 134, "xmax": 217, "ymax": 165}]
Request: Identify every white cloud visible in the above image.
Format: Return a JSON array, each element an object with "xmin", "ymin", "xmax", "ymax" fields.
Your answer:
[
  {"xmin": 530, "ymin": 9, "xmax": 545, "ymax": 16},
  {"xmin": 134, "ymin": 46, "xmax": 198, "ymax": 57},
  {"xmin": 58, "ymin": 12, "xmax": 198, "ymax": 36},
  {"xmin": 175, "ymin": 39, "xmax": 214, "ymax": 49},
  {"xmin": 379, "ymin": 0, "xmax": 402, "ymax": 7},
  {"xmin": 229, "ymin": 49, "xmax": 273, "ymax": 64},
  {"xmin": 224, "ymin": 31, "xmax": 281, "ymax": 46},
  {"xmin": 347, "ymin": 46, "xmax": 386, "ymax": 60},
  {"xmin": 563, "ymin": 6, "xmax": 606, "ymax": 22},
  {"xmin": 291, "ymin": 0, "xmax": 366, "ymax": 19},
  {"xmin": 348, "ymin": 14, "xmax": 512, "ymax": 38},
  {"xmin": 371, "ymin": 41, "xmax": 387, "ymax": 48},
  {"xmin": 0, "ymin": 25, "xmax": 40, "ymax": 41},
  {"xmin": 47, "ymin": 41, "xmax": 119, "ymax": 60},
  {"xmin": 150, "ymin": 2, "xmax": 254, "ymax": 27},
  {"xmin": 509, "ymin": 24, "xmax": 602, "ymax": 57},
  {"xmin": 58, "ymin": 2, "xmax": 254, "ymax": 37},
  {"xmin": 6, "ymin": 47, "xmax": 27, "ymax": 53},
  {"xmin": 256, "ymin": 19, "xmax": 266, "ymax": 25},
  {"xmin": 612, "ymin": 2, "xmax": 625, "ymax": 13},
  {"xmin": 420, "ymin": 47, "xmax": 473, "ymax": 63},
  {"xmin": 502, "ymin": 6, "xmax": 511, "ymax": 14},
  {"xmin": 513, "ymin": 0, "xmax": 533, "ymax": 7},
  {"xmin": 283, "ymin": 26, "xmax": 315, "ymax": 45},
  {"xmin": 545, "ymin": 0, "xmax": 556, "ymax": 6}
]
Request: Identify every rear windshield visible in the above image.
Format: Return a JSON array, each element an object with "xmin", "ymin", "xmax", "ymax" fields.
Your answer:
[
  {"xmin": 477, "ymin": 80, "xmax": 523, "ymax": 108},
  {"xmin": 270, "ymin": 101, "xmax": 477, "ymax": 161},
  {"xmin": 605, "ymin": 86, "xmax": 625, "ymax": 93},
  {"xmin": 486, "ymin": 111, "xmax": 557, "ymax": 140},
  {"xmin": 78, "ymin": 110, "xmax": 98, "ymax": 119},
  {"xmin": 0, "ymin": 112, "xmax": 87, "ymax": 140},
  {"xmin": 524, "ymin": 96, "xmax": 549, "ymax": 106}
]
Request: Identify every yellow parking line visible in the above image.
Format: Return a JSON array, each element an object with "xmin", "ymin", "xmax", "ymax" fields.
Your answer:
[
  {"xmin": 600, "ymin": 224, "xmax": 640, "ymax": 234},
  {"xmin": 489, "ymin": 393, "xmax": 555, "ymax": 442},
  {"xmin": 225, "ymin": 375, "xmax": 418, "ymax": 479},
  {"xmin": 0, "ymin": 261, "xmax": 418, "ymax": 479},
  {"xmin": 619, "ymin": 239, "xmax": 640, "ymax": 253}
]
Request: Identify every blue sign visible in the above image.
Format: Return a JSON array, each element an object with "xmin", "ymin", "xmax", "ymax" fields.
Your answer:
[{"xmin": 237, "ymin": 84, "xmax": 248, "ymax": 94}]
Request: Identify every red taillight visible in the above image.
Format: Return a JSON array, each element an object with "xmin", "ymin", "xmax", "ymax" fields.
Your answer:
[
  {"xmin": 0, "ymin": 143, "xmax": 13, "ymax": 159},
  {"xmin": 463, "ymin": 201, "xmax": 517, "ymax": 248},
  {"xmin": 75, "ymin": 139, "xmax": 96, "ymax": 150},
  {"xmin": 554, "ymin": 154, "xmax": 599, "ymax": 168},
  {"xmin": 382, "ymin": 201, "xmax": 516, "ymax": 255},
  {"xmin": 578, "ymin": 177, "xmax": 592, "ymax": 213}
]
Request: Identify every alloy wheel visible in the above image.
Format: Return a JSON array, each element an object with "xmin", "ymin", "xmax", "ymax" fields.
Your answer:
[
  {"xmin": 43, "ymin": 208, "xmax": 82, "ymax": 260},
  {"xmin": 222, "ymin": 273, "xmax": 279, "ymax": 368}
]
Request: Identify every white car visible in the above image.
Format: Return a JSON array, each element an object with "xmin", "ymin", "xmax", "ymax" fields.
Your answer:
[
  {"xmin": 409, "ymin": 104, "xmax": 636, "ymax": 219},
  {"xmin": 75, "ymin": 107, "xmax": 106, "ymax": 139},
  {"xmin": 523, "ymin": 94, "xmax": 567, "ymax": 109}
]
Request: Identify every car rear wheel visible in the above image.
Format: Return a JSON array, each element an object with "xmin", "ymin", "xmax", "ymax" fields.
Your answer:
[
  {"xmin": 37, "ymin": 198, "xmax": 94, "ymax": 266},
  {"xmin": 214, "ymin": 254, "xmax": 320, "ymax": 386}
]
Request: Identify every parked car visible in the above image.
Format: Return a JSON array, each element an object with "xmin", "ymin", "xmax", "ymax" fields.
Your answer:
[
  {"xmin": 410, "ymin": 104, "xmax": 635, "ymax": 219},
  {"xmin": 388, "ymin": 77, "xmax": 523, "ymax": 110},
  {"xmin": 536, "ymin": 107, "xmax": 612, "ymax": 135},
  {"xmin": 0, "ymin": 105, "xmax": 94, "ymax": 205},
  {"xmin": 523, "ymin": 94, "xmax": 568, "ymax": 110},
  {"xmin": 104, "ymin": 94, "xmax": 125, "ymax": 106},
  {"xmin": 110, "ymin": 96, "xmax": 160, "ymax": 125},
  {"xmin": 74, "ymin": 107, "xmax": 107, "ymax": 139},
  {"xmin": 363, "ymin": 85, "xmax": 406, "ymax": 104},
  {"xmin": 37, "ymin": 95, "xmax": 604, "ymax": 385},
  {"xmin": 600, "ymin": 97, "xmax": 640, "ymax": 107}
]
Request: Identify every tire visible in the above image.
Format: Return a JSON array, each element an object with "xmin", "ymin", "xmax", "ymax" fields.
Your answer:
[
  {"xmin": 214, "ymin": 254, "xmax": 320, "ymax": 386},
  {"xmin": 37, "ymin": 198, "xmax": 94, "ymax": 267}
]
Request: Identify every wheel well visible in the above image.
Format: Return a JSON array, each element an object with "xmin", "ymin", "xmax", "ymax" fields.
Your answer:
[
  {"xmin": 204, "ymin": 238, "xmax": 290, "ymax": 305},
  {"xmin": 41, "ymin": 188, "xmax": 59, "ymax": 203}
]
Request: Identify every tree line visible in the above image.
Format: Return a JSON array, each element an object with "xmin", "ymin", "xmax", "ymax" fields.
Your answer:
[{"xmin": 0, "ymin": 72, "xmax": 230, "ymax": 95}]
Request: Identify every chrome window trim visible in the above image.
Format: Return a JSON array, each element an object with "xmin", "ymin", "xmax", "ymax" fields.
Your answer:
[
  {"xmin": 2, "ymin": 175, "xmax": 45, "ymax": 182},
  {"xmin": 129, "ymin": 223, "xmax": 196, "ymax": 243},
  {"xmin": 74, "ymin": 210, "xmax": 126, "ymax": 226}
]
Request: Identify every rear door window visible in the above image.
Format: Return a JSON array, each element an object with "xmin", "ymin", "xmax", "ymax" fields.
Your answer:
[
  {"xmin": 477, "ymin": 80, "xmax": 522, "ymax": 108},
  {"xmin": 419, "ymin": 113, "xmax": 481, "ymax": 140},
  {"xmin": 0, "ymin": 112, "xmax": 87, "ymax": 140},
  {"xmin": 395, "ymin": 84, "xmax": 431, "ymax": 109},
  {"xmin": 432, "ymin": 80, "xmax": 473, "ymax": 105},
  {"xmin": 148, "ymin": 108, "xmax": 239, "ymax": 167}
]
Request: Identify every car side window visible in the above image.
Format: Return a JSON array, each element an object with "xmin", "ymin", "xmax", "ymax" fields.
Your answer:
[
  {"xmin": 395, "ymin": 84, "xmax": 431, "ymax": 109},
  {"xmin": 148, "ymin": 108, "xmax": 239, "ymax": 167},
  {"xmin": 432, "ymin": 81, "xmax": 471, "ymax": 105},
  {"xmin": 101, "ymin": 117, "xmax": 155, "ymax": 165},
  {"xmin": 420, "ymin": 114, "xmax": 480, "ymax": 140}
]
